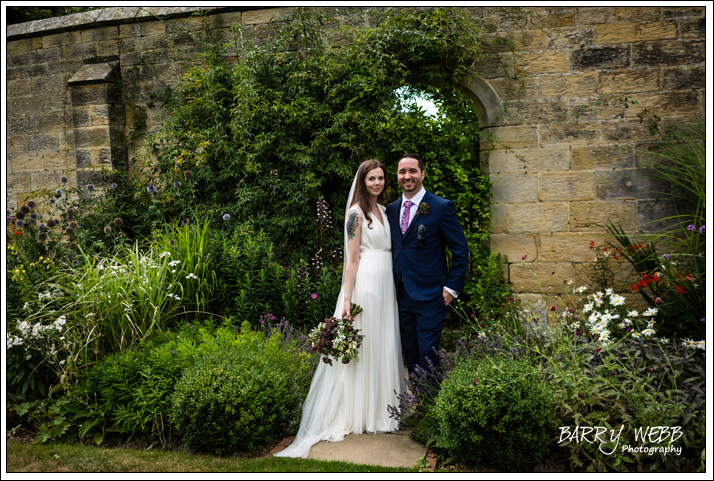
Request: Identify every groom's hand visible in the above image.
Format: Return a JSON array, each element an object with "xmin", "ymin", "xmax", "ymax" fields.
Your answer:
[{"xmin": 442, "ymin": 288, "xmax": 454, "ymax": 306}]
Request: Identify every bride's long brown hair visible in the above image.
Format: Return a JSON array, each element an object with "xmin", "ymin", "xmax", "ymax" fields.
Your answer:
[{"xmin": 350, "ymin": 159, "xmax": 387, "ymax": 229}]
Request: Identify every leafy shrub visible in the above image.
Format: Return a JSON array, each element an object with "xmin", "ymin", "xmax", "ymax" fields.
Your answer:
[
  {"xmin": 210, "ymin": 228, "xmax": 342, "ymax": 327},
  {"xmin": 170, "ymin": 344, "xmax": 290, "ymax": 454},
  {"xmin": 432, "ymin": 356, "xmax": 555, "ymax": 470}
]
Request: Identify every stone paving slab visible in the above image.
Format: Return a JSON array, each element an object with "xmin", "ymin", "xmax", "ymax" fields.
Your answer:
[{"xmin": 270, "ymin": 430, "xmax": 427, "ymax": 469}]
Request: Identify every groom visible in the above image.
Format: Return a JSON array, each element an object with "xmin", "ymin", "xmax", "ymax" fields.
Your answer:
[{"xmin": 386, "ymin": 153, "xmax": 469, "ymax": 377}]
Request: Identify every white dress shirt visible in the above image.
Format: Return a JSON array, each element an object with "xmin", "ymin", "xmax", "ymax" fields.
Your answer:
[{"xmin": 400, "ymin": 187, "xmax": 458, "ymax": 299}]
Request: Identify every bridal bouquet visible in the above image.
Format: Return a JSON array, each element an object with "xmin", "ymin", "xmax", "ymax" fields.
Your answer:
[{"xmin": 308, "ymin": 303, "xmax": 365, "ymax": 366}]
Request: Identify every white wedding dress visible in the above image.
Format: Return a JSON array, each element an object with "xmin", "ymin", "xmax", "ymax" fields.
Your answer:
[{"xmin": 275, "ymin": 202, "xmax": 406, "ymax": 458}]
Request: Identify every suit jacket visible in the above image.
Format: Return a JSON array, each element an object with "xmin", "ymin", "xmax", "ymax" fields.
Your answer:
[{"xmin": 386, "ymin": 190, "xmax": 469, "ymax": 302}]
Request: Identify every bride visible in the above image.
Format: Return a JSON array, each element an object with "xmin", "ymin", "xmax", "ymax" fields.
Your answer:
[{"xmin": 275, "ymin": 159, "xmax": 406, "ymax": 458}]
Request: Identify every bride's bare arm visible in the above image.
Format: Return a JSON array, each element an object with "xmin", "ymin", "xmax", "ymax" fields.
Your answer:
[{"xmin": 342, "ymin": 208, "xmax": 362, "ymax": 319}]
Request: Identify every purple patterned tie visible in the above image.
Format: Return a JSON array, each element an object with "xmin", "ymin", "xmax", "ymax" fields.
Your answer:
[{"xmin": 400, "ymin": 200, "xmax": 413, "ymax": 234}]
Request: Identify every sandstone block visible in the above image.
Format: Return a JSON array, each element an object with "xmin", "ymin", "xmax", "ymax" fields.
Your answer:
[
  {"xmin": 612, "ymin": 7, "xmax": 661, "ymax": 23},
  {"xmin": 30, "ymin": 73, "xmax": 66, "ymax": 94},
  {"xmin": 536, "ymin": 8, "xmax": 576, "ymax": 28},
  {"xmin": 539, "ymin": 171, "xmax": 594, "ymax": 202},
  {"xmin": 27, "ymin": 134, "xmax": 59, "ymax": 153},
  {"xmin": 632, "ymin": 41, "xmax": 705, "ymax": 67},
  {"xmin": 479, "ymin": 150, "xmax": 508, "ymax": 174},
  {"xmin": 7, "ymin": 80, "xmax": 30, "ymax": 98},
  {"xmin": 243, "ymin": 7, "xmax": 294, "ymax": 24},
  {"xmin": 60, "ymin": 130, "xmax": 75, "ymax": 151},
  {"xmin": 572, "ymin": 45, "xmax": 629, "ymax": 71},
  {"xmin": 8, "ymin": 53, "xmax": 31, "ymax": 68},
  {"xmin": 99, "ymin": 40, "xmax": 121, "ymax": 56},
  {"xmin": 510, "ymin": 262, "xmax": 574, "ymax": 294},
  {"xmin": 595, "ymin": 21, "xmax": 677, "ymax": 45},
  {"xmin": 7, "ymin": 173, "xmax": 31, "ymax": 192},
  {"xmin": 488, "ymin": 77, "xmax": 538, "ymax": 101},
  {"xmin": 61, "ymin": 31, "xmax": 82, "ymax": 46},
  {"xmin": 504, "ymin": 100, "xmax": 568, "ymax": 125},
  {"xmin": 42, "ymin": 33, "xmax": 62, "ymax": 49},
  {"xmin": 71, "ymin": 84, "xmax": 108, "ymax": 107},
  {"xmin": 490, "ymin": 173, "xmax": 539, "ymax": 204},
  {"xmin": 541, "ymin": 233, "xmax": 605, "ymax": 262},
  {"xmin": 679, "ymin": 16, "xmax": 706, "ymax": 39},
  {"xmin": 8, "ymin": 115, "xmax": 35, "ymax": 136},
  {"xmin": 90, "ymin": 105, "xmax": 111, "ymax": 125},
  {"xmin": 220, "ymin": 11, "xmax": 242, "ymax": 28},
  {"xmin": 600, "ymin": 119, "xmax": 655, "ymax": 143},
  {"xmin": 540, "ymin": 122, "xmax": 600, "ymax": 146},
  {"xmin": 30, "ymin": 48, "xmax": 61, "ymax": 65},
  {"xmin": 482, "ymin": 125, "xmax": 539, "ymax": 150},
  {"xmin": 487, "ymin": 30, "xmax": 549, "ymax": 53},
  {"xmin": 599, "ymin": 69, "xmax": 659, "ymax": 95},
  {"xmin": 520, "ymin": 51, "xmax": 569, "ymax": 75},
  {"xmin": 594, "ymin": 168, "xmax": 665, "ymax": 201},
  {"xmin": 508, "ymin": 203, "xmax": 569, "ymax": 233},
  {"xmin": 12, "ymin": 95, "xmax": 44, "ymax": 113},
  {"xmin": 539, "ymin": 72, "xmax": 598, "ymax": 98},
  {"xmin": 623, "ymin": 92, "xmax": 700, "ymax": 118},
  {"xmin": 75, "ymin": 127, "xmax": 110, "ymax": 148},
  {"xmin": 32, "ymin": 171, "xmax": 64, "ymax": 191},
  {"xmin": 81, "ymin": 26, "xmax": 119, "ymax": 43},
  {"xmin": 16, "ymin": 152, "xmax": 45, "ymax": 172},
  {"xmin": 571, "ymin": 145, "xmax": 635, "ymax": 170},
  {"xmin": 75, "ymin": 149, "xmax": 93, "ymax": 168},
  {"xmin": 663, "ymin": 7, "xmax": 705, "ymax": 18},
  {"xmin": 34, "ymin": 111, "xmax": 65, "ymax": 134},
  {"xmin": 473, "ymin": 53, "xmax": 514, "ymax": 79},
  {"xmin": 94, "ymin": 147, "xmax": 113, "ymax": 165},
  {"xmin": 140, "ymin": 20, "xmax": 166, "ymax": 37},
  {"xmin": 491, "ymin": 204, "xmax": 507, "ymax": 234},
  {"xmin": 488, "ymin": 234, "xmax": 539, "ymax": 263},
  {"xmin": 570, "ymin": 201, "xmax": 638, "ymax": 232},
  {"xmin": 8, "ymin": 39, "xmax": 30, "ymax": 54},
  {"xmin": 8, "ymin": 136, "xmax": 27, "ymax": 154},
  {"xmin": 662, "ymin": 65, "xmax": 705, "ymax": 91},
  {"xmin": 636, "ymin": 199, "xmax": 680, "ymax": 232},
  {"xmin": 576, "ymin": 7, "xmax": 611, "ymax": 25},
  {"xmin": 61, "ymin": 43, "xmax": 99, "ymax": 62},
  {"xmin": 544, "ymin": 27, "xmax": 596, "ymax": 49},
  {"xmin": 508, "ymin": 147, "xmax": 570, "ymax": 173},
  {"xmin": 567, "ymin": 95, "xmax": 629, "ymax": 121},
  {"xmin": 42, "ymin": 151, "xmax": 74, "ymax": 171}
]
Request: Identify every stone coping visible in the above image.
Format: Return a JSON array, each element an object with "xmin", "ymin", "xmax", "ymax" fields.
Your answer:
[{"xmin": 7, "ymin": 6, "xmax": 269, "ymax": 40}]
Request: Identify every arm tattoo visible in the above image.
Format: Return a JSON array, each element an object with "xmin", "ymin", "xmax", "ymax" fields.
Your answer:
[{"xmin": 347, "ymin": 210, "xmax": 360, "ymax": 240}]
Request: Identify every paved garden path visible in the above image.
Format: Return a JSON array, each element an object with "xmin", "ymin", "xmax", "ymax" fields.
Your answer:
[{"xmin": 270, "ymin": 429, "xmax": 432, "ymax": 469}]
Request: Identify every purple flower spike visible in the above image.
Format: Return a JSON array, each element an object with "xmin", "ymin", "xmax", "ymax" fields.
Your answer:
[
  {"xmin": 700, "ymin": 226, "xmax": 705, "ymax": 234},
  {"xmin": 662, "ymin": 254, "xmax": 669, "ymax": 260},
  {"xmin": 687, "ymin": 224, "xmax": 695, "ymax": 231}
]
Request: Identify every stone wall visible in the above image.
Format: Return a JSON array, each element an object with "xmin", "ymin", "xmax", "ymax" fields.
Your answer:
[
  {"xmin": 472, "ymin": 6, "xmax": 705, "ymax": 309},
  {"xmin": 6, "ymin": 7, "xmax": 706, "ymax": 305}
]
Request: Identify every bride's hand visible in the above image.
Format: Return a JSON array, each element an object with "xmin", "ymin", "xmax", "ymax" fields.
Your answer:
[{"xmin": 342, "ymin": 300, "xmax": 352, "ymax": 320}]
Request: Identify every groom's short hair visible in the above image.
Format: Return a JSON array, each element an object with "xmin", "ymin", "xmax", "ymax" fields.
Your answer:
[{"xmin": 399, "ymin": 153, "xmax": 424, "ymax": 172}]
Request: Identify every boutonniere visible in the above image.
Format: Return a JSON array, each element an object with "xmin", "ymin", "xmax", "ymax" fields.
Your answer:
[{"xmin": 418, "ymin": 202, "xmax": 430, "ymax": 216}]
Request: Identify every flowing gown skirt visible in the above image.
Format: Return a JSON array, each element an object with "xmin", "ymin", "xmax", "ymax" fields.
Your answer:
[{"xmin": 274, "ymin": 249, "xmax": 406, "ymax": 458}]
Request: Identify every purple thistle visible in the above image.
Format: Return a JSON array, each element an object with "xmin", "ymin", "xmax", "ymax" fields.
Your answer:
[{"xmin": 54, "ymin": 189, "xmax": 62, "ymax": 198}]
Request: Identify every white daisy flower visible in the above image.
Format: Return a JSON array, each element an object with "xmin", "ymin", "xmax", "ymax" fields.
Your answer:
[
  {"xmin": 576, "ymin": 286, "xmax": 588, "ymax": 293},
  {"xmin": 618, "ymin": 322, "xmax": 626, "ymax": 329},
  {"xmin": 605, "ymin": 288, "xmax": 614, "ymax": 295},
  {"xmin": 583, "ymin": 303, "xmax": 593, "ymax": 313},
  {"xmin": 610, "ymin": 295, "xmax": 626, "ymax": 306},
  {"xmin": 628, "ymin": 310, "xmax": 639, "ymax": 318},
  {"xmin": 642, "ymin": 329, "xmax": 655, "ymax": 337},
  {"xmin": 631, "ymin": 332, "xmax": 641, "ymax": 339}
]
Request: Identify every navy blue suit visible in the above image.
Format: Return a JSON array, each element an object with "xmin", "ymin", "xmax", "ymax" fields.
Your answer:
[{"xmin": 386, "ymin": 190, "xmax": 469, "ymax": 375}]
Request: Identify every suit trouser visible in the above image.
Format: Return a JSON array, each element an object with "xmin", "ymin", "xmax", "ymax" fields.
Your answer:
[{"xmin": 397, "ymin": 280, "xmax": 447, "ymax": 377}]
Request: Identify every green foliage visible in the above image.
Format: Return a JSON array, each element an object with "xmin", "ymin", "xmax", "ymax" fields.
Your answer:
[
  {"xmin": 210, "ymin": 229, "xmax": 342, "ymax": 327},
  {"xmin": 6, "ymin": 6, "xmax": 103, "ymax": 25},
  {"xmin": 144, "ymin": 7, "xmax": 509, "ymax": 301},
  {"xmin": 170, "ymin": 333, "xmax": 291, "ymax": 454},
  {"xmin": 432, "ymin": 356, "xmax": 555, "ymax": 470}
]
